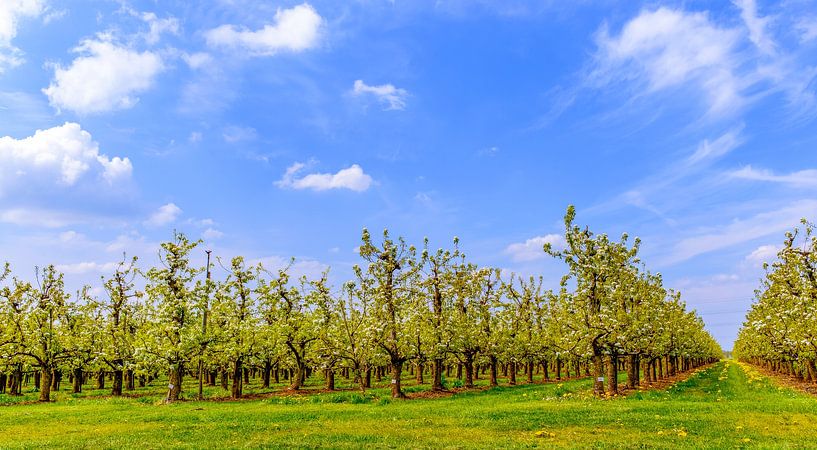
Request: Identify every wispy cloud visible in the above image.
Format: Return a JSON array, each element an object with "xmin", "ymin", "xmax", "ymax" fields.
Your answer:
[
  {"xmin": 728, "ymin": 165, "xmax": 817, "ymax": 188},
  {"xmin": 661, "ymin": 199, "xmax": 817, "ymax": 265},
  {"xmin": 352, "ymin": 80, "xmax": 408, "ymax": 110}
]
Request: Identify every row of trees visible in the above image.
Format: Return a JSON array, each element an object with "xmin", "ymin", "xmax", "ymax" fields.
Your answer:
[
  {"xmin": 1, "ymin": 206, "xmax": 720, "ymax": 402},
  {"xmin": 735, "ymin": 219, "xmax": 817, "ymax": 381}
]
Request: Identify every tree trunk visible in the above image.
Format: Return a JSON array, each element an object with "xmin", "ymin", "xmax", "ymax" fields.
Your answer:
[
  {"xmin": 290, "ymin": 363, "xmax": 303, "ymax": 391},
  {"xmin": 71, "ymin": 368, "xmax": 82, "ymax": 393},
  {"xmin": 464, "ymin": 353, "xmax": 475, "ymax": 388},
  {"xmin": 167, "ymin": 363, "xmax": 183, "ymax": 401},
  {"xmin": 556, "ymin": 357, "xmax": 562, "ymax": 380},
  {"xmin": 415, "ymin": 362, "xmax": 424, "ymax": 385},
  {"xmin": 526, "ymin": 360, "xmax": 534, "ymax": 383},
  {"xmin": 364, "ymin": 367, "xmax": 372, "ymax": 388},
  {"xmin": 231, "ymin": 359, "xmax": 243, "ymax": 399},
  {"xmin": 488, "ymin": 355, "xmax": 499, "ymax": 386},
  {"xmin": 606, "ymin": 353, "xmax": 618, "ymax": 395},
  {"xmin": 432, "ymin": 359, "xmax": 444, "ymax": 391},
  {"xmin": 39, "ymin": 368, "xmax": 53, "ymax": 402},
  {"xmin": 126, "ymin": 369, "xmax": 135, "ymax": 390},
  {"xmin": 96, "ymin": 371, "xmax": 105, "ymax": 390},
  {"xmin": 220, "ymin": 369, "xmax": 229, "ymax": 390},
  {"xmin": 592, "ymin": 353, "xmax": 605, "ymax": 397},
  {"xmin": 112, "ymin": 369, "xmax": 123, "ymax": 396},
  {"xmin": 391, "ymin": 360, "xmax": 406, "ymax": 399},
  {"xmin": 627, "ymin": 354, "xmax": 638, "ymax": 389},
  {"xmin": 508, "ymin": 361, "xmax": 517, "ymax": 385},
  {"xmin": 326, "ymin": 369, "xmax": 335, "ymax": 391},
  {"xmin": 262, "ymin": 359, "xmax": 272, "ymax": 389}
]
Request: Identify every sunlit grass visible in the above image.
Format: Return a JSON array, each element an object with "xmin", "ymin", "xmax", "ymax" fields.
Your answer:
[{"xmin": 1, "ymin": 361, "xmax": 816, "ymax": 448}]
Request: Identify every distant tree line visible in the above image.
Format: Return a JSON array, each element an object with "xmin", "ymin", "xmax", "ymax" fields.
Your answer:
[{"xmin": 0, "ymin": 206, "xmax": 721, "ymax": 402}]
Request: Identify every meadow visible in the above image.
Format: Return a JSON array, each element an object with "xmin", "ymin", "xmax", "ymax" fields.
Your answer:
[{"xmin": 1, "ymin": 361, "xmax": 815, "ymax": 449}]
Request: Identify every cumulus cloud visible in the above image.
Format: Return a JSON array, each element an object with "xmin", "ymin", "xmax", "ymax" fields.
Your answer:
[
  {"xmin": 728, "ymin": 165, "xmax": 817, "ymax": 187},
  {"xmin": 745, "ymin": 244, "xmax": 779, "ymax": 266},
  {"xmin": 42, "ymin": 36, "xmax": 164, "ymax": 114},
  {"xmin": 276, "ymin": 162, "xmax": 373, "ymax": 192},
  {"xmin": 504, "ymin": 234, "xmax": 565, "ymax": 262},
  {"xmin": 204, "ymin": 3, "xmax": 322, "ymax": 55},
  {"xmin": 145, "ymin": 203, "xmax": 182, "ymax": 227},
  {"xmin": 202, "ymin": 228, "xmax": 224, "ymax": 240},
  {"xmin": 352, "ymin": 80, "xmax": 408, "ymax": 110},
  {"xmin": 0, "ymin": 122, "xmax": 132, "ymax": 195},
  {"xmin": 0, "ymin": 0, "xmax": 45, "ymax": 73},
  {"xmin": 592, "ymin": 7, "xmax": 744, "ymax": 115}
]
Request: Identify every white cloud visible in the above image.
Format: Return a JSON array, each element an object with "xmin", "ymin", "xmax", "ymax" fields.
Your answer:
[
  {"xmin": 222, "ymin": 125, "xmax": 257, "ymax": 143},
  {"xmin": 0, "ymin": 207, "xmax": 87, "ymax": 227},
  {"xmin": 662, "ymin": 199, "xmax": 817, "ymax": 264},
  {"xmin": 145, "ymin": 203, "xmax": 182, "ymax": 227},
  {"xmin": 276, "ymin": 162, "xmax": 373, "ymax": 192},
  {"xmin": 592, "ymin": 7, "xmax": 743, "ymax": 115},
  {"xmin": 204, "ymin": 3, "xmax": 322, "ymax": 56},
  {"xmin": 0, "ymin": 122, "xmax": 132, "ymax": 194},
  {"xmin": 43, "ymin": 36, "xmax": 164, "ymax": 114},
  {"xmin": 745, "ymin": 244, "xmax": 779, "ymax": 266},
  {"xmin": 139, "ymin": 12, "xmax": 179, "ymax": 45},
  {"xmin": 55, "ymin": 261, "xmax": 119, "ymax": 275},
  {"xmin": 504, "ymin": 234, "xmax": 565, "ymax": 262},
  {"xmin": 202, "ymin": 228, "xmax": 224, "ymax": 240},
  {"xmin": 728, "ymin": 165, "xmax": 817, "ymax": 187},
  {"xmin": 687, "ymin": 127, "xmax": 744, "ymax": 165},
  {"xmin": 733, "ymin": 0, "xmax": 775, "ymax": 55},
  {"xmin": 796, "ymin": 17, "xmax": 817, "ymax": 43},
  {"xmin": 0, "ymin": 0, "xmax": 45, "ymax": 73},
  {"xmin": 352, "ymin": 80, "xmax": 408, "ymax": 110},
  {"xmin": 182, "ymin": 52, "xmax": 212, "ymax": 70},
  {"xmin": 249, "ymin": 255, "xmax": 328, "ymax": 280}
]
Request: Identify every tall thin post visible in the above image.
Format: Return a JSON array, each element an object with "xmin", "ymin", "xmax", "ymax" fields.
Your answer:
[{"xmin": 198, "ymin": 250, "xmax": 212, "ymax": 400}]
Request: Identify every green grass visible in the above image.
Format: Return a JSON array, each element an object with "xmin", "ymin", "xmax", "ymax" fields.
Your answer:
[{"xmin": 1, "ymin": 361, "xmax": 816, "ymax": 448}]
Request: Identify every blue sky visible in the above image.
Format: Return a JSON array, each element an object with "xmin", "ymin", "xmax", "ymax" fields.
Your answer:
[{"xmin": 1, "ymin": 0, "xmax": 816, "ymax": 348}]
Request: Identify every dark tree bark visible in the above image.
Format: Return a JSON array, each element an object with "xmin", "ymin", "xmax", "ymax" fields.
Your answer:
[
  {"xmin": 72, "ymin": 368, "xmax": 82, "ymax": 393},
  {"xmin": 39, "ymin": 367, "xmax": 52, "ymax": 402},
  {"xmin": 489, "ymin": 355, "xmax": 498, "ymax": 387},
  {"xmin": 262, "ymin": 359, "xmax": 272, "ymax": 389},
  {"xmin": 231, "ymin": 359, "xmax": 243, "ymax": 399},
  {"xmin": 606, "ymin": 353, "xmax": 618, "ymax": 395},
  {"xmin": 167, "ymin": 363, "xmax": 183, "ymax": 401},
  {"xmin": 390, "ymin": 360, "xmax": 407, "ymax": 399},
  {"xmin": 464, "ymin": 353, "xmax": 475, "ymax": 388},
  {"xmin": 112, "ymin": 369, "xmax": 123, "ymax": 396}
]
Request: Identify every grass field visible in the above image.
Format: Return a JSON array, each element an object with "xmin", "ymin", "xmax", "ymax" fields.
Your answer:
[{"xmin": 1, "ymin": 361, "xmax": 816, "ymax": 449}]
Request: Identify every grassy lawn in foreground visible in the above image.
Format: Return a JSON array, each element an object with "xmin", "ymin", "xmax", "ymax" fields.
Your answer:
[{"xmin": 0, "ymin": 361, "xmax": 816, "ymax": 449}]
